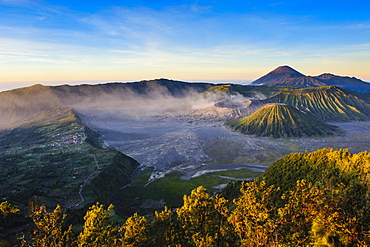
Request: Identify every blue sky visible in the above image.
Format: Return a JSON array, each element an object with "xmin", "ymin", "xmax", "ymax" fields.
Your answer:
[{"xmin": 0, "ymin": 0, "xmax": 370, "ymax": 91}]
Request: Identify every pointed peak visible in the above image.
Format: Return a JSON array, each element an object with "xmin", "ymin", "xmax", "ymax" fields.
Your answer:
[
  {"xmin": 251, "ymin": 65, "xmax": 305, "ymax": 85},
  {"xmin": 271, "ymin": 65, "xmax": 303, "ymax": 74}
]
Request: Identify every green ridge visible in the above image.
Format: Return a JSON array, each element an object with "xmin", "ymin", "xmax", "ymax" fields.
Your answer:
[{"xmin": 260, "ymin": 86, "xmax": 370, "ymax": 121}]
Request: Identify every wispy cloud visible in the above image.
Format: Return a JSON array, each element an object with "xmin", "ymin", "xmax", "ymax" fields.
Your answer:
[
  {"xmin": 347, "ymin": 23, "xmax": 370, "ymax": 30},
  {"xmin": 0, "ymin": 0, "xmax": 32, "ymax": 6},
  {"xmin": 269, "ymin": 2, "xmax": 283, "ymax": 6},
  {"xmin": 0, "ymin": 1, "xmax": 369, "ymax": 86}
]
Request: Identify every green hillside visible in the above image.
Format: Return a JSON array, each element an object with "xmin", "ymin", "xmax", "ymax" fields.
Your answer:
[
  {"xmin": 259, "ymin": 86, "xmax": 370, "ymax": 121},
  {"xmin": 262, "ymin": 148, "xmax": 370, "ymax": 196},
  {"xmin": 227, "ymin": 104, "xmax": 338, "ymax": 137},
  {"xmin": 261, "ymin": 148, "xmax": 370, "ymax": 235},
  {"xmin": 0, "ymin": 108, "xmax": 139, "ymax": 210}
]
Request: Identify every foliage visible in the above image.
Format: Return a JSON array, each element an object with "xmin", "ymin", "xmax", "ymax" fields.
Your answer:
[
  {"xmin": 8, "ymin": 149, "xmax": 370, "ymax": 246},
  {"xmin": 21, "ymin": 204, "xmax": 75, "ymax": 247},
  {"xmin": 119, "ymin": 213, "xmax": 148, "ymax": 246},
  {"xmin": 228, "ymin": 181, "xmax": 279, "ymax": 246},
  {"xmin": 176, "ymin": 186, "xmax": 234, "ymax": 246},
  {"xmin": 0, "ymin": 201, "xmax": 20, "ymax": 217},
  {"xmin": 77, "ymin": 203, "xmax": 117, "ymax": 247}
]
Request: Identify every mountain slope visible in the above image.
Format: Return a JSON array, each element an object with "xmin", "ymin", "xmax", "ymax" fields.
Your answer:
[
  {"xmin": 268, "ymin": 76, "xmax": 327, "ymax": 87},
  {"xmin": 227, "ymin": 104, "xmax": 338, "ymax": 137},
  {"xmin": 314, "ymin": 73, "xmax": 370, "ymax": 93},
  {"xmin": 258, "ymin": 86, "xmax": 370, "ymax": 121},
  {"xmin": 0, "ymin": 79, "xmax": 214, "ymax": 130},
  {"xmin": 52, "ymin": 79, "xmax": 213, "ymax": 105},
  {"xmin": 251, "ymin": 66, "xmax": 306, "ymax": 85},
  {"xmin": 0, "ymin": 84, "xmax": 63, "ymax": 130},
  {"xmin": 0, "ymin": 107, "xmax": 139, "ymax": 209},
  {"xmin": 12, "ymin": 107, "xmax": 80, "ymax": 128}
]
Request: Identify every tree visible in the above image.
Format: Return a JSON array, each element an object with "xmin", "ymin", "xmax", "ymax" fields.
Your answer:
[
  {"xmin": 149, "ymin": 206, "xmax": 183, "ymax": 246},
  {"xmin": 0, "ymin": 201, "xmax": 20, "ymax": 217},
  {"xmin": 23, "ymin": 204, "xmax": 75, "ymax": 247},
  {"xmin": 228, "ymin": 181, "xmax": 279, "ymax": 247},
  {"xmin": 0, "ymin": 201, "xmax": 21, "ymax": 247},
  {"xmin": 119, "ymin": 212, "xmax": 148, "ymax": 247},
  {"xmin": 78, "ymin": 203, "xmax": 117, "ymax": 247},
  {"xmin": 177, "ymin": 186, "xmax": 233, "ymax": 246}
]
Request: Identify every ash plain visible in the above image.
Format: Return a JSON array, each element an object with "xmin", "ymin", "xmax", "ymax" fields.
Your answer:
[{"xmin": 78, "ymin": 102, "xmax": 370, "ymax": 185}]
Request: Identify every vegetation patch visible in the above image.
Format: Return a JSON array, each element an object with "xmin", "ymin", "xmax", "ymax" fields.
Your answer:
[
  {"xmin": 114, "ymin": 167, "xmax": 262, "ymax": 216},
  {"xmin": 0, "ymin": 108, "xmax": 138, "ymax": 211}
]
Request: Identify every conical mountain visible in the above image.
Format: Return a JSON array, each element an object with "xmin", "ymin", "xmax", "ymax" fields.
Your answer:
[
  {"xmin": 227, "ymin": 104, "xmax": 339, "ymax": 138},
  {"xmin": 251, "ymin": 66, "xmax": 306, "ymax": 85}
]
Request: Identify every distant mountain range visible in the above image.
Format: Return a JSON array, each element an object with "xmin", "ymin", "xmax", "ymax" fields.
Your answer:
[
  {"xmin": 252, "ymin": 65, "xmax": 370, "ymax": 93},
  {"xmin": 1, "ymin": 68, "xmax": 370, "ymax": 138}
]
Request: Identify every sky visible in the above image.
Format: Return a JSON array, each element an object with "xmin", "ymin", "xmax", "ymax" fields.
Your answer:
[{"xmin": 0, "ymin": 0, "xmax": 370, "ymax": 91}]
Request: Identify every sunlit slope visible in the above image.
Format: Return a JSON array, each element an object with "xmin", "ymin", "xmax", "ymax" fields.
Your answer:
[
  {"xmin": 0, "ymin": 84, "xmax": 63, "ymax": 129},
  {"xmin": 262, "ymin": 148, "xmax": 370, "ymax": 192},
  {"xmin": 12, "ymin": 107, "xmax": 80, "ymax": 128},
  {"xmin": 260, "ymin": 86, "xmax": 370, "ymax": 121},
  {"xmin": 227, "ymin": 104, "xmax": 338, "ymax": 137}
]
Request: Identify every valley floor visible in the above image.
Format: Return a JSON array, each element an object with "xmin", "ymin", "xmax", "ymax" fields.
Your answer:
[{"xmin": 81, "ymin": 111, "xmax": 370, "ymax": 184}]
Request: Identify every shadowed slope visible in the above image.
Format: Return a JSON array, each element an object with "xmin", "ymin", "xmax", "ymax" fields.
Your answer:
[
  {"xmin": 251, "ymin": 66, "xmax": 306, "ymax": 85},
  {"xmin": 0, "ymin": 79, "xmax": 214, "ymax": 130},
  {"xmin": 268, "ymin": 76, "xmax": 327, "ymax": 87},
  {"xmin": 315, "ymin": 73, "xmax": 370, "ymax": 93}
]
